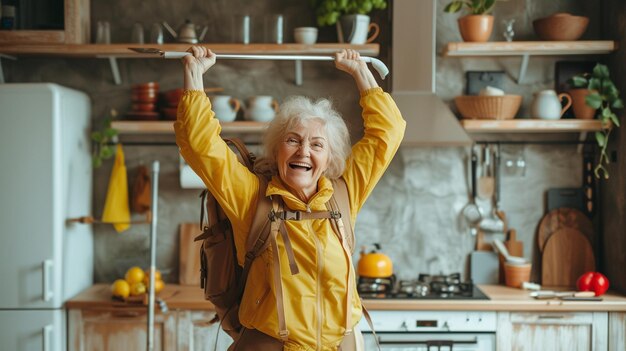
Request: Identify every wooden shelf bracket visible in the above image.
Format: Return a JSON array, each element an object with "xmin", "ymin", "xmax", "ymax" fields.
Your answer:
[{"xmin": 0, "ymin": 54, "xmax": 17, "ymax": 84}]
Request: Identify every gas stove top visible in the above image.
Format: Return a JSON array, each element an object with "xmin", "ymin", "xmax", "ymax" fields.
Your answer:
[{"xmin": 357, "ymin": 272, "xmax": 489, "ymax": 300}]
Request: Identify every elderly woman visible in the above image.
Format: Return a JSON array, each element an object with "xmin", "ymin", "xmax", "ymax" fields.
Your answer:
[{"xmin": 175, "ymin": 46, "xmax": 405, "ymax": 350}]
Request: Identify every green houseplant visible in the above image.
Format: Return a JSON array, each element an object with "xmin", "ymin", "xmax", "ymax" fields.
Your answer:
[
  {"xmin": 570, "ymin": 63, "xmax": 624, "ymax": 179},
  {"xmin": 444, "ymin": 0, "xmax": 497, "ymax": 42},
  {"xmin": 312, "ymin": 0, "xmax": 387, "ymax": 27},
  {"xmin": 91, "ymin": 108, "xmax": 119, "ymax": 168}
]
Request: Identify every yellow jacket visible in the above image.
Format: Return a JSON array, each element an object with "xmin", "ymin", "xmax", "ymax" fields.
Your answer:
[{"xmin": 175, "ymin": 88, "xmax": 405, "ymax": 351}]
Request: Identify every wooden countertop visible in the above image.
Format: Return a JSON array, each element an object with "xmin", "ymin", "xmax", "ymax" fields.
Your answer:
[{"xmin": 66, "ymin": 284, "xmax": 626, "ymax": 312}]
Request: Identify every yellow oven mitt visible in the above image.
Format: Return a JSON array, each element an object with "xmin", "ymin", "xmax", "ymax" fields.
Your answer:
[{"xmin": 102, "ymin": 144, "xmax": 130, "ymax": 232}]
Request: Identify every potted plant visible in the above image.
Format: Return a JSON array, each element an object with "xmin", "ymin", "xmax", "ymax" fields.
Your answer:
[
  {"xmin": 91, "ymin": 108, "xmax": 119, "ymax": 168},
  {"xmin": 570, "ymin": 63, "xmax": 624, "ymax": 179},
  {"xmin": 311, "ymin": 0, "xmax": 387, "ymax": 44},
  {"xmin": 444, "ymin": 0, "xmax": 496, "ymax": 42}
]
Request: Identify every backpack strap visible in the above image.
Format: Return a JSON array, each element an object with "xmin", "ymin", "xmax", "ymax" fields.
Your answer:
[{"xmin": 269, "ymin": 197, "xmax": 290, "ymax": 341}]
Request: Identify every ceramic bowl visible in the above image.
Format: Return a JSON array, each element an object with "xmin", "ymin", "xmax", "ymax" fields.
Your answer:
[
  {"xmin": 294, "ymin": 27, "xmax": 318, "ymax": 45},
  {"xmin": 162, "ymin": 88, "xmax": 184, "ymax": 107},
  {"xmin": 533, "ymin": 13, "xmax": 589, "ymax": 41},
  {"xmin": 131, "ymin": 102, "xmax": 156, "ymax": 112}
]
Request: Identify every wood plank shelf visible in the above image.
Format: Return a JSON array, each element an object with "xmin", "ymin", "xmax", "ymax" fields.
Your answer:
[
  {"xmin": 443, "ymin": 41, "xmax": 616, "ymax": 57},
  {"xmin": 0, "ymin": 43, "xmax": 380, "ymax": 58},
  {"xmin": 112, "ymin": 120, "xmax": 268, "ymax": 135},
  {"xmin": 460, "ymin": 119, "xmax": 607, "ymax": 133}
]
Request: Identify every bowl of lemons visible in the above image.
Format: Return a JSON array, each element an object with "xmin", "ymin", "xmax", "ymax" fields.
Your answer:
[{"xmin": 111, "ymin": 266, "xmax": 165, "ymax": 302}]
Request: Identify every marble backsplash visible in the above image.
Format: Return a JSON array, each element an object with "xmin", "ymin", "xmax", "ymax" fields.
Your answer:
[{"xmin": 3, "ymin": 0, "xmax": 598, "ymax": 284}]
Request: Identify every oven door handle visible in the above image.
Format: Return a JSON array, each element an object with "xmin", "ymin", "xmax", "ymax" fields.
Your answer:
[{"xmin": 378, "ymin": 337, "xmax": 479, "ymax": 346}]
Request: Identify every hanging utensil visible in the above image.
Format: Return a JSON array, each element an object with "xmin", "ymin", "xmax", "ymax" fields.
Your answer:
[
  {"xmin": 479, "ymin": 144, "xmax": 505, "ymax": 233},
  {"xmin": 461, "ymin": 146, "xmax": 482, "ymax": 236},
  {"xmin": 127, "ymin": 47, "xmax": 389, "ymax": 79}
]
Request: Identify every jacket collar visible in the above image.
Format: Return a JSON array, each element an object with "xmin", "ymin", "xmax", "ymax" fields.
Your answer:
[{"xmin": 266, "ymin": 176, "xmax": 334, "ymax": 211}]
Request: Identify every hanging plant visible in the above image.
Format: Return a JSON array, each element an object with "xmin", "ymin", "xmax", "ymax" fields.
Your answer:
[
  {"xmin": 570, "ymin": 63, "xmax": 624, "ymax": 179},
  {"xmin": 91, "ymin": 108, "xmax": 119, "ymax": 168}
]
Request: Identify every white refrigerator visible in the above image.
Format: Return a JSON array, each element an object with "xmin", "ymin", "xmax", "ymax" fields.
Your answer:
[{"xmin": 0, "ymin": 83, "xmax": 94, "ymax": 351}]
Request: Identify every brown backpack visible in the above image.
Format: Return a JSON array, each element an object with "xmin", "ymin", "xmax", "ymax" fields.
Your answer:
[{"xmin": 193, "ymin": 137, "xmax": 354, "ymax": 342}]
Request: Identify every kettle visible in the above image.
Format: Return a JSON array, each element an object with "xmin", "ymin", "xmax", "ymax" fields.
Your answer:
[
  {"xmin": 162, "ymin": 19, "xmax": 208, "ymax": 44},
  {"xmin": 357, "ymin": 243, "xmax": 393, "ymax": 278}
]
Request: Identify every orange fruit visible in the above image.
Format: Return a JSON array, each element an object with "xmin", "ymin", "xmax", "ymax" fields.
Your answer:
[
  {"xmin": 142, "ymin": 268, "xmax": 162, "ymax": 285},
  {"xmin": 129, "ymin": 282, "xmax": 146, "ymax": 296},
  {"xmin": 111, "ymin": 279, "xmax": 130, "ymax": 299},
  {"xmin": 146, "ymin": 279, "xmax": 165, "ymax": 294},
  {"xmin": 125, "ymin": 266, "xmax": 145, "ymax": 285}
]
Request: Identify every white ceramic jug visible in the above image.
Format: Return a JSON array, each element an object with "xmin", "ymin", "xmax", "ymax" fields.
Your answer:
[
  {"xmin": 531, "ymin": 90, "xmax": 572, "ymax": 120},
  {"xmin": 245, "ymin": 96, "xmax": 279, "ymax": 122},
  {"xmin": 210, "ymin": 95, "xmax": 240, "ymax": 122}
]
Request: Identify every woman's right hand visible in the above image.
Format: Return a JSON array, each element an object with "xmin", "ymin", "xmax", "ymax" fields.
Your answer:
[
  {"xmin": 183, "ymin": 46, "xmax": 216, "ymax": 74},
  {"xmin": 183, "ymin": 46, "xmax": 216, "ymax": 90}
]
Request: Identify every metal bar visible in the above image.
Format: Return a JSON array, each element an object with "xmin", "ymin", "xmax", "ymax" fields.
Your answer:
[
  {"xmin": 147, "ymin": 161, "xmax": 160, "ymax": 351},
  {"xmin": 108, "ymin": 57, "xmax": 122, "ymax": 85},
  {"xmin": 517, "ymin": 53, "xmax": 530, "ymax": 84},
  {"xmin": 295, "ymin": 59, "xmax": 303, "ymax": 86},
  {"xmin": 475, "ymin": 140, "xmax": 596, "ymax": 145}
]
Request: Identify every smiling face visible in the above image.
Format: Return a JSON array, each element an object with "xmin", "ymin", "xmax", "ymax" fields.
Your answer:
[{"xmin": 276, "ymin": 119, "xmax": 330, "ymax": 202}]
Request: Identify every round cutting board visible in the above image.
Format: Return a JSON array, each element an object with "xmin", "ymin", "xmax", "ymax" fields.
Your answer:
[
  {"xmin": 541, "ymin": 228, "xmax": 595, "ymax": 287},
  {"xmin": 537, "ymin": 208, "xmax": 593, "ymax": 252}
]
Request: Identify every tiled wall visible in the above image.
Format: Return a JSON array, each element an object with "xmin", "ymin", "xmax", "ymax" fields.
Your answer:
[{"xmin": 4, "ymin": 0, "xmax": 605, "ymax": 284}]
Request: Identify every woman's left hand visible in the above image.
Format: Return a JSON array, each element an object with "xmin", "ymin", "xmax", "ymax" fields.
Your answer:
[{"xmin": 334, "ymin": 49, "xmax": 368, "ymax": 76}]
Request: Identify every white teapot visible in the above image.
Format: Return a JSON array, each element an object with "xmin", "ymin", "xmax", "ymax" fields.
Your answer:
[
  {"xmin": 210, "ymin": 95, "xmax": 241, "ymax": 122},
  {"xmin": 531, "ymin": 90, "xmax": 572, "ymax": 120},
  {"xmin": 244, "ymin": 96, "xmax": 279, "ymax": 122}
]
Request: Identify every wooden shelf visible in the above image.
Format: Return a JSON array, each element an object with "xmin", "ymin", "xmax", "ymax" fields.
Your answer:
[
  {"xmin": 460, "ymin": 119, "xmax": 607, "ymax": 133},
  {"xmin": 443, "ymin": 41, "xmax": 616, "ymax": 57},
  {"xmin": 112, "ymin": 120, "xmax": 268, "ymax": 135},
  {"xmin": 0, "ymin": 43, "xmax": 380, "ymax": 58}
]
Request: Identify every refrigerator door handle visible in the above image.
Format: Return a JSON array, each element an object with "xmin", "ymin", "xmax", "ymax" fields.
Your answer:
[
  {"xmin": 43, "ymin": 324, "xmax": 53, "ymax": 351},
  {"xmin": 42, "ymin": 260, "xmax": 54, "ymax": 301}
]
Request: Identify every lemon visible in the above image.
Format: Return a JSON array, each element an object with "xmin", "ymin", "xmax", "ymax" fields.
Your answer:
[
  {"xmin": 111, "ymin": 279, "xmax": 130, "ymax": 299},
  {"xmin": 142, "ymin": 268, "xmax": 162, "ymax": 285},
  {"xmin": 129, "ymin": 282, "xmax": 147, "ymax": 296},
  {"xmin": 125, "ymin": 266, "xmax": 145, "ymax": 285}
]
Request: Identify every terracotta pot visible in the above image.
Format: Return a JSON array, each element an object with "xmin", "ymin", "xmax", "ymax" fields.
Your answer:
[
  {"xmin": 569, "ymin": 88, "xmax": 597, "ymax": 119},
  {"xmin": 458, "ymin": 15, "xmax": 494, "ymax": 42}
]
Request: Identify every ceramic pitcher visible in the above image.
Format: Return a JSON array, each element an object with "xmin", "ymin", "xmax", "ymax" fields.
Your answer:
[
  {"xmin": 245, "ymin": 96, "xmax": 279, "ymax": 122},
  {"xmin": 210, "ymin": 96, "xmax": 240, "ymax": 122},
  {"xmin": 531, "ymin": 90, "xmax": 572, "ymax": 120}
]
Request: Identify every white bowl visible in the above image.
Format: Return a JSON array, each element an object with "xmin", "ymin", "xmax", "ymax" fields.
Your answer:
[{"xmin": 294, "ymin": 27, "xmax": 318, "ymax": 44}]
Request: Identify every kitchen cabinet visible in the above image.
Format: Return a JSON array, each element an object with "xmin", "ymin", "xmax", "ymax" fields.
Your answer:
[
  {"xmin": 177, "ymin": 310, "xmax": 233, "ymax": 351},
  {"xmin": 609, "ymin": 312, "xmax": 626, "ymax": 351},
  {"xmin": 496, "ymin": 311, "xmax": 608, "ymax": 351},
  {"xmin": 0, "ymin": 0, "xmax": 90, "ymax": 44},
  {"xmin": 67, "ymin": 309, "xmax": 177, "ymax": 351}
]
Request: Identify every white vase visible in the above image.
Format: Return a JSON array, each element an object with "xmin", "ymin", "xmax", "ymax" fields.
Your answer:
[
  {"xmin": 210, "ymin": 95, "xmax": 240, "ymax": 122},
  {"xmin": 245, "ymin": 96, "xmax": 278, "ymax": 122}
]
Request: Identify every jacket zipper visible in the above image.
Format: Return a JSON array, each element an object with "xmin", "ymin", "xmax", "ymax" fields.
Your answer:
[{"xmin": 309, "ymin": 221, "xmax": 323, "ymax": 351}]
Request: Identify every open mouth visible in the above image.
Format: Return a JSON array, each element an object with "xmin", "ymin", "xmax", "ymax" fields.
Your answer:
[{"xmin": 289, "ymin": 162, "xmax": 312, "ymax": 171}]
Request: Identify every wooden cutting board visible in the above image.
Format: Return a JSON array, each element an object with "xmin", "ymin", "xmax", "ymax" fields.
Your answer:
[
  {"xmin": 179, "ymin": 223, "xmax": 202, "ymax": 285},
  {"xmin": 537, "ymin": 208, "xmax": 594, "ymax": 252},
  {"xmin": 541, "ymin": 228, "xmax": 595, "ymax": 287}
]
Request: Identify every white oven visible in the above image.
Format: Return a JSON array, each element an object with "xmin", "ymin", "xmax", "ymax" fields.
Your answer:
[{"xmin": 359, "ymin": 311, "xmax": 496, "ymax": 351}]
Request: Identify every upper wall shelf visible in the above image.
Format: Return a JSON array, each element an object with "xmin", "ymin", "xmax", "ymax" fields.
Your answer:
[
  {"xmin": 442, "ymin": 41, "xmax": 617, "ymax": 83},
  {"xmin": 0, "ymin": 43, "xmax": 379, "ymax": 85},
  {"xmin": 0, "ymin": 43, "xmax": 380, "ymax": 58},
  {"xmin": 112, "ymin": 120, "xmax": 268, "ymax": 134},
  {"xmin": 443, "ymin": 41, "xmax": 616, "ymax": 57},
  {"xmin": 460, "ymin": 119, "xmax": 607, "ymax": 133}
]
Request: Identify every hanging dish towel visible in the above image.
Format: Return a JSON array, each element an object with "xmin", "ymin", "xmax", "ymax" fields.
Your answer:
[
  {"xmin": 132, "ymin": 165, "xmax": 151, "ymax": 214},
  {"xmin": 102, "ymin": 144, "xmax": 130, "ymax": 232}
]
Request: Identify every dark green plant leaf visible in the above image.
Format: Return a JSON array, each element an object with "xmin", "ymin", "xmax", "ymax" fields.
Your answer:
[
  {"xmin": 444, "ymin": 1, "xmax": 463, "ymax": 13},
  {"xmin": 612, "ymin": 98, "xmax": 624, "ymax": 109},
  {"xmin": 92, "ymin": 157, "xmax": 102, "ymax": 168},
  {"xmin": 91, "ymin": 131, "xmax": 102, "ymax": 142},
  {"xmin": 104, "ymin": 128, "xmax": 118, "ymax": 138},
  {"xmin": 570, "ymin": 76, "xmax": 588, "ymax": 88},
  {"xmin": 588, "ymin": 77, "xmax": 600, "ymax": 91},
  {"xmin": 483, "ymin": 0, "xmax": 496, "ymax": 13},
  {"xmin": 586, "ymin": 93, "xmax": 603, "ymax": 109},
  {"xmin": 595, "ymin": 131, "xmax": 606, "ymax": 147},
  {"xmin": 609, "ymin": 112, "xmax": 620, "ymax": 127},
  {"xmin": 100, "ymin": 146, "xmax": 114, "ymax": 159},
  {"xmin": 593, "ymin": 64, "xmax": 610, "ymax": 79},
  {"xmin": 602, "ymin": 107, "xmax": 612, "ymax": 118}
]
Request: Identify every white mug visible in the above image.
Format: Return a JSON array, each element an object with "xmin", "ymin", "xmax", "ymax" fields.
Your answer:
[
  {"xmin": 531, "ymin": 90, "xmax": 572, "ymax": 120},
  {"xmin": 210, "ymin": 96, "xmax": 241, "ymax": 122},
  {"xmin": 245, "ymin": 96, "xmax": 279, "ymax": 122},
  {"xmin": 337, "ymin": 14, "xmax": 380, "ymax": 44}
]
